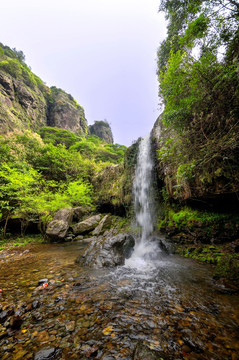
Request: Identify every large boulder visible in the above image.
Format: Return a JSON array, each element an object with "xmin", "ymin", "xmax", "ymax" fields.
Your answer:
[
  {"xmin": 73, "ymin": 206, "xmax": 91, "ymax": 222},
  {"xmin": 46, "ymin": 207, "xmax": 73, "ymax": 242},
  {"xmin": 72, "ymin": 215, "xmax": 101, "ymax": 235},
  {"xmin": 76, "ymin": 233, "xmax": 135, "ymax": 268},
  {"xmin": 92, "ymin": 214, "xmax": 112, "ymax": 236}
]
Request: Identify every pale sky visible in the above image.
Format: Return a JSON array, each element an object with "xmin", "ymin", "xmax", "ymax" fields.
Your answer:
[{"xmin": 1, "ymin": 0, "xmax": 167, "ymax": 145}]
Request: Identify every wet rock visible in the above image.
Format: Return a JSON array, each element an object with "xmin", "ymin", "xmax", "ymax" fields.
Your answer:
[
  {"xmin": 182, "ymin": 344, "xmax": 192, "ymax": 353},
  {"xmin": 72, "ymin": 214, "xmax": 101, "ymax": 235},
  {"xmin": 32, "ymin": 311, "xmax": 43, "ymax": 321},
  {"xmin": 133, "ymin": 342, "xmax": 169, "ymax": 360},
  {"xmin": 9, "ymin": 314, "xmax": 23, "ymax": 329},
  {"xmin": 32, "ymin": 300, "xmax": 41, "ymax": 309},
  {"xmin": 76, "ymin": 233, "xmax": 135, "ymax": 268},
  {"xmin": 65, "ymin": 320, "xmax": 75, "ymax": 332},
  {"xmin": 34, "ymin": 347, "xmax": 57, "ymax": 360},
  {"xmin": 92, "ymin": 214, "xmax": 112, "ymax": 236},
  {"xmin": 46, "ymin": 207, "xmax": 73, "ymax": 242},
  {"xmin": 0, "ymin": 311, "xmax": 8, "ymax": 324},
  {"xmin": 0, "ymin": 325, "xmax": 7, "ymax": 340}
]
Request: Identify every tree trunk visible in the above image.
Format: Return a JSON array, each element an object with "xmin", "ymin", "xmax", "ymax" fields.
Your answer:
[{"xmin": 2, "ymin": 212, "xmax": 10, "ymax": 240}]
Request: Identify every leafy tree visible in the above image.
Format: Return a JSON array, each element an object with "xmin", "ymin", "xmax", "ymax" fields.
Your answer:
[
  {"xmin": 157, "ymin": 0, "xmax": 239, "ymax": 199},
  {"xmin": 0, "ymin": 163, "xmax": 41, "ymax": 238}
]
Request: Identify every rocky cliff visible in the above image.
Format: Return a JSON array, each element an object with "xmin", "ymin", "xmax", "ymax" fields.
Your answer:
[
  {"xmin": 89, "ymin": 121, "xmax": 113, "ymax": 144},
  {"xmin": 0, "ymin": 43, "xmax": 88, "ymax": 136},
  {"xmin": 152, "ymin": 116, "xmax": 239, "ymax": 212}
]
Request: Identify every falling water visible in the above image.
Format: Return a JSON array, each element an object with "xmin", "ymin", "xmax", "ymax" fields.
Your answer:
[
  {"xmin": 125, "ymin": 134, "xmax": 161, "ymax": 268},
  {"xmin": 133, "ymin": 134, "xmax": 154, "ymax": 241}
]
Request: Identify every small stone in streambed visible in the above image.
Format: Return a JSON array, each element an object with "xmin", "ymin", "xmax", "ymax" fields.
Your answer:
[
  {"xmin": 65, "ymin": 320, "xmax": 75, "ymax": 332},
  {"xmin": 182, "ymin": 344, "xmax": 192, "ymax": 353},
  {"xmin": 34, "ymin": 347, "xmax": 58, "ymax": 360},
  {"xmin": 133, "ymin": 343, "xmax": 169, "ymax": 360},
  {"xmin": 32, "ymin": 300, "xmax": 41, "ymax": 309},
  {"xmin": 38, "ymin": 279, "xmax": 48, "ymax": 286},
  {"xmin": 32, "ymin": 311, "xmax": 43, "ymax": 321},
  {"xmin": 9, "ymin": 314, "xmax": 23, "ymax": 329},
  {"xmin": 0, "ymin": 311, "xmax": 8, "ymax": 324}
]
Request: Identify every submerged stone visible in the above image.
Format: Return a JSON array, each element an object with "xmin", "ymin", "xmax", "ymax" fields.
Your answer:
[
  {"xmin": 34, "ymin": 347, "xmax": 57, "ymax": 360},
  {"xmin": 133, "ymin": 343, "xmax": 169, "ymax": 360}
]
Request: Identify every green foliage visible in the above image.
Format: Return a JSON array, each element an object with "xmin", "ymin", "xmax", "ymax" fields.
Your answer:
[
  {"xmin": 157, "ymin": 0, "xmax": 239, "ymax": 200},
  {"xmin": 0, "ymin": 43, "xmax": 26, "ymax": 63},
  {"xmin": 214, "ymin": 255, "xmax": 239, "ymax": 281},
  {"xmin": 158, "ymin": 205, "xmax": 239, "ymax": 233},
  {"xmin": 0, "ymin": 59, "xmax": 22, "ymax": 78},
  {"xmin": 0, "ymin": 44, "xmax": 46, "ymax": 92},
  {"xmin": 0, "ymin": 129, "xmax": 126, "ymax": 237},
  {"xmin": 38, "ymin": 126, "xmax": 81, "ymax": 148}
]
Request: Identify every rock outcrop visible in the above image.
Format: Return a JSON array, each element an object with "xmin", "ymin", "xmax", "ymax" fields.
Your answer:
[
  {"xmin": 0, "ymin": 70, "xmax": 47, "ymax": 133},
  {"xmin": 47, "ymin": 87, "xmax": 88, "ymax": 135},
  {"xmin": 0, "ymin": 44, "xmax": 88, "ymax": 136},
  {"xmin": 89, "ymin": 121, "xmax": 113, "ymax": 144},
  {"xmin": 46, "ymin": 207, "xmax": 74, "ymax": 242},
  {"xmin": 76, "ymin": 233, "xmax": 135, "ymax": 268},
  {"xmin": 152, "ymin": 116, "xmax": 239, "ymax": 210}
]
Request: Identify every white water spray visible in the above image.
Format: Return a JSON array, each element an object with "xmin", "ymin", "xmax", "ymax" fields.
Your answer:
[{"xmin": 125, "ymin": 134, "xmax": 161, "ymax": 269}]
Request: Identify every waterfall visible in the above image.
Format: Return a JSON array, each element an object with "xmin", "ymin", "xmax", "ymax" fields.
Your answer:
[
  {"xmin": 133, "ymin": 134, "xmax": 154, "ymax": 242},
  {"xmin": 125, "ymin": 134, "xmax": 160, "ymax": 268}
]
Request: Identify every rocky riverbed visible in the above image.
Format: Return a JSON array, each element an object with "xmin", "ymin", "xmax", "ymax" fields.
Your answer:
[{"xmin": 0, "ymin": 241, "xmax": 238, "ymax": 360}]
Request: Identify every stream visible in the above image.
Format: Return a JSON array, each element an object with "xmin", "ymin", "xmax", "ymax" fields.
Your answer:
[{"xmin": 0, "ymin": 241, "xmax": 238, "ymax": 359}]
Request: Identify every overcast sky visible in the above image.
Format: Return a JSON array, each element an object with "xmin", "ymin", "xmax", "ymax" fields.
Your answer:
[{"xmin": 1, "ymin": 0, "xmax": 167, "ymax": 145}]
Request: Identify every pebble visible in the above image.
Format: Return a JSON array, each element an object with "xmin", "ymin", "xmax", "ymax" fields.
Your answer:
[
  {"xmin": 34, "ymin": 347, "xmax": 56, "ymax": 360},
  {"xmin": 182, "ymin": 344, "xmax": 192, "ymax": 353}
]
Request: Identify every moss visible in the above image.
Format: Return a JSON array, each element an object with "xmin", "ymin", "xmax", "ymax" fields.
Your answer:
[
  {"xmin": 177, "ymin": 243, "xmax": 239, "ymax": 280},
  {"xmin": 213, "ymin": 255, "xmax": 239, "ymax": 281},
  {"xmin": 158, "ymin": 204, "xmax": 239, "ymax": 243}
]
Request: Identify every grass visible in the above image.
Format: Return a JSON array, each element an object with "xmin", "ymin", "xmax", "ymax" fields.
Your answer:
[{"xmin": 0, "ymin": 234, "xmax": 45, "ymax": 250}]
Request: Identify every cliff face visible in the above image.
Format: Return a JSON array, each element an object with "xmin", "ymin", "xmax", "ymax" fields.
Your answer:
[
  {"xmin": 152, "ymin": 116, "xmax": 239, "ymax": 211},
  {"xmin": 47, "ymin": 87, "xmax": 88, "ymax": 135},
  {"xmin": 89, "ymin": 121, "xmax": 113, "ymax": 144},
  {"xmin": 0, "ymin": 70, "xmax": 48, "ymax": 133},
  {"xmin": 0, "ymin": 44, "xmax": 88, "ymax": 136}
]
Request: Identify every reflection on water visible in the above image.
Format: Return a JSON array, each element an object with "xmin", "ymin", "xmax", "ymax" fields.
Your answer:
[{"xmin": 0, "ymin": 241, "xmax": 238, "ymax": 360}]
